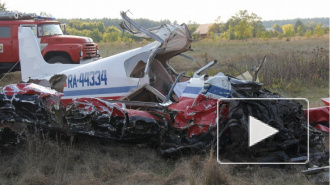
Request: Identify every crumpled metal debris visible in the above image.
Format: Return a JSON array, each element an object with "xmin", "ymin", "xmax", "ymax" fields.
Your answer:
[
  {"xmin": 304, "ymin": 98, "xmax": 330, "ymax": 132},
  {"xmin": 1, "ymin": 11, "xmax": 327, "ymax": 170},
  {"xmin": 0, "ymin": 81, "xmax": 327, "ymax": 166}
]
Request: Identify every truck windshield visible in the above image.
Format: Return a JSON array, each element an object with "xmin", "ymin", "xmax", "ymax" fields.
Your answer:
[{"xmin": 38, "ymin": 24, "xmax": 63, "ymax": 36}]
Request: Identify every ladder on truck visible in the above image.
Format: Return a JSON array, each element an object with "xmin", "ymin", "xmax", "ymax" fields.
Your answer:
[{"xmin": 0, "ymin": 11, "xmax": 55, "ymax": 20}]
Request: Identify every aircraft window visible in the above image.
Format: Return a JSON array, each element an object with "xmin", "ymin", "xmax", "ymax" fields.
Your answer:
[
  {"xmin": 0, "ymin": 27, "xmax": 10, "ymax": 38},
  {"xmin": 124, "ymin": 51, "xmax": 151, "ymax": 78},
  {"xmin": 129, "ymin": 60, "xmax": 146, "ymax": 78}
]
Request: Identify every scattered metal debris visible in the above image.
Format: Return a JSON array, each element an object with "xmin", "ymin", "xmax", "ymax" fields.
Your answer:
[{"xmin": 0, "ymin": 11, "xmax": 328, "ymax": 168}]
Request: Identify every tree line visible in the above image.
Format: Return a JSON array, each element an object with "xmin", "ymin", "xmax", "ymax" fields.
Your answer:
[
  {"xmin": 58, "ymin": 18, "xmax": 172, "ymax": 43},
  {"xmin": 0, "ymin": 0, "xmax": 328, "ymax": 42},
  {"xmin": 59, "ymin": 10, "xmax": 329, "ymax": 42},
  {"xmin": 197, "ymin": 10, "xmax": 329, "ymax": 41}
]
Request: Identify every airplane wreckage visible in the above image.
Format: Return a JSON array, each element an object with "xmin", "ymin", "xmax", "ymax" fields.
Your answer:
[{"xmin": 0, "ymin": 12, "xmax": 328, "ymax": 164}]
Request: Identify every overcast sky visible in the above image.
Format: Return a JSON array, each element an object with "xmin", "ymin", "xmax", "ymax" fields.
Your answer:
[{"xmin": 5, "ymin": 0, "xmax": 330, "ymax": 24}]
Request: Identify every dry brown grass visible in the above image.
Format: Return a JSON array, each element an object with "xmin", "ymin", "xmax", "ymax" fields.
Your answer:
[{"xmin": 0, "ymin": 133, "xmax": 319, "ymax": 184}]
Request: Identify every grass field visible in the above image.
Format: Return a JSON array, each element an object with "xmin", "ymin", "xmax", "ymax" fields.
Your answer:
[
  {"xmin": 0, "ymin": 36, "xmax": 329, "ymax": 184},
  {"xmin": 98, "ymin": 35, "xmax": 329, "ymax": 106}
]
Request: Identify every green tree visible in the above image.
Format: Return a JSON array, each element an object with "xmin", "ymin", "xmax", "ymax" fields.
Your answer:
[
  {"xmin": 313, "ymin": 23, "xmax": 324, "ymax": 37},
  {"xmin": 96, "ymin": 22, "xmax": 106, "ymax": 33},
  {"xmin": 226, "ymin": 10, "xmax": 264, "ymax": 38},
  {"xmin": 305, "ymin": 30, "xmax": 312, "ymax": 38},
  {"xmin": 0, "ymin": 0, "xmax": 6, "ymax": 11},
  {"xmin": 187, "ymin": 20, "xmax": 199, "ymax": 39},
  {"xmin": 234, "ymin": 19, "xmax": 253, "ymax": 40},
  {"xmin": 208, "ymin": 23, "xmax": 221, "ymax": 34},
  {"xmin": 105, "ymin": 26, "xmax": 121, "ymax": 33},
  {"xmin": 294, "ymin": 20, "xmax": 305, "ymax": 36},
  {"xmin": 249, "ymin": 12, "xmax": 264, "ymax": 37},
  {"xmin": 187, "ymin": 20, "xmax": 199, "ymax": 34},
  {"xmin": 103, "ymin": 26, "xmax": 122, "ymax": 42},
  {"xmin": 305, "ymin": 21, "xmax": 317, "ymax": 32},
  {"xmin": 296, "ymin": 25, "xmax": 305, "ymax": 36},
  {"xmin": 282, "ymin": 24, "xmax": 295, "ymax": 38},
  {"xmin": 207, "ymin": 16, "xmax": 222, "ymax": 39},
  {"xmin": 272, "ymin": 23, "xmax": 283, "ymax": 33},
  {"xmin": 89, "ymin": 28, "xmax": 102, "ymax": 42},
  {"xmin": 220, "ymin": 26, "xmax": 235, "ymax": 40},
  {"xmin": 81, "ymin": 22, "xmax": 91, "ymax": 30},
  {"xmin": 294, "ymin": 20, "xmax": 304, "ymax": 32}
]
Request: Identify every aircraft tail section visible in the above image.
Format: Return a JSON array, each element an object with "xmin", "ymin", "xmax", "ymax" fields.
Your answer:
[
  {"xmin": 18, "ymin": 27, "xmax": 76, "ymax": 82},
  {"xmin": 18, "ymin": 27, "xmax": 50, "ymax": 81}
]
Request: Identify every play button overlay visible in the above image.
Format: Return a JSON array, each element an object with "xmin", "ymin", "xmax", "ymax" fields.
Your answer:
[
  {"xmin": 217, "ymin": 98, "xmax": 309, "ymax": 165},
  {"xmin": 249, "ymin": 116, "xmax": 279, "ymax": 147}
]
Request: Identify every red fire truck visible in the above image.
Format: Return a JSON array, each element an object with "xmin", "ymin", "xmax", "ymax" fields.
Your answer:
[{"xmin": 0, "ymin": 11, "xmax": 100, "ymax": 73}]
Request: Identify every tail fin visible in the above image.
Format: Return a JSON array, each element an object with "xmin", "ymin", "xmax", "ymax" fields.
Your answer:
[
  {"xmin": 18, "ymin": 27, "xmax": 76, "ymax": 81},
  {"xmin": 19, "ymin": 27, "xmax": 49, "ymax": 81}
]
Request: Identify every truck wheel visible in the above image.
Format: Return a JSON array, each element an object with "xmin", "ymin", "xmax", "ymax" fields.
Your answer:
[{"xmin": 47, "ymin": 56, "xmax": 72, "ymax": 64}]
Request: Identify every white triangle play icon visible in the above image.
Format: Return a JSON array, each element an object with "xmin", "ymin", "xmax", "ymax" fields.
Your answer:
[{"xmin": 249, "ymin": 116, "xmax": 279, "ymax": 147}]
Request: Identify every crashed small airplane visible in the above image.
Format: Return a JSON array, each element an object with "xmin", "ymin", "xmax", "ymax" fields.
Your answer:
[{"xmin": 0, "ymin": 12, "xmax": 328, "ymax": 162}]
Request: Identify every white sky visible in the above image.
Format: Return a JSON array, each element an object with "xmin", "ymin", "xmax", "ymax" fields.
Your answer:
[{"xmin": 5, "ymin": 0, "xmax": 330, "ymax": 24}]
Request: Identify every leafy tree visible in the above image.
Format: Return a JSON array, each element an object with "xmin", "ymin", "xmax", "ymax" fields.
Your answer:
[
  {"xmin": 294, "ymin": 20, "xmax": 303, "ymax": 32},
  {"xmin": 282, "ymin": 24, "xmax": 295, "ymax": 38},
  {"xmin": 272, "ymin": 23, "xmax": 283, "ymax": 34},
  {"xmin": 69, "ymin": 20, "xmax": 84, "ymax": 30},
  {"xmin": 220, "ymin": 26, "xmax": 235, "ymax": 40},
  {"xmin": 187, "ymin": 21, "xmax": 200, "ymax": 40},
  {"xmin": 294, "ymin": 20, "xmax": 305, "ymax": 36},
  {"xmin": 225, "ymin": 10, "xmax": 248, "ymax": 30},
  {"xmin": 105, "ymin": 26, "xmax": 121, "ymax": 33},
  {"xmin": 96, "ymin": 22, "xmax": 105, "ymax": 33},
  {"xmin": 89, "ymin": 28, "xmax": 102, "ymax": 42},
  {"xmin": 249, "ymin": 12, "xmax": 264, "ymax": 37},
  {"xmin": 296, "ymin": 25, "xmax": 305, "ymax": 36},
  {"xmin": 0, "ymin": 0, "xmax": 6, "ymax": 11},
  {"xmin": 234, "ymin": 19, "xmax": 253, "ymax": 40},
  {"xmin": 207, "ymin": 31, "xmax": 215, "ymax": 40},
  {"xmin": 261, "ymin": 31, "xmax": 271, "ymax": 40},
  {"xmin": 81, "ymin": 22, "xmax": 91, "ymax": 30},
  {"xmin": 304, "ymin": 21, "xmax": 317, "ymax": 31},
  {"xmin": 187, "ymin": 20, "xmax": 199, "ymax": 35},
  {"xmin": 225, "ymin": 10, "xmax": 264, "ymax": 39},
  {"xmin": 313, "ymin": 23, "xmax": 324, "ymax": 37},
  {"xmin": 305, "ymin": 30, "xmax": 312, "ymax": 38},
  {"xmin": 207, "ymin": 16, "xmax": 222, "ymax": 39},
  {"xmin": 103, "ymin": 26, "xmax": 122, "ymax": 42},
  {"xmin": 208, "ymin": 23, "xmax": 221, "ymax": 34}
]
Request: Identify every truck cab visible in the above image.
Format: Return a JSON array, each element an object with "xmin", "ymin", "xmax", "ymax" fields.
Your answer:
[{"xmin": 0, "ymin": 12, "xmax": 100, "ymax": 73}]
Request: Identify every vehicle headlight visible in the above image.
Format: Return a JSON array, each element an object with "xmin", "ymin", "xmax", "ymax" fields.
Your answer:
[{"xmin": 80, "ymin": 51, "xmax": 83, "ymax": 57}]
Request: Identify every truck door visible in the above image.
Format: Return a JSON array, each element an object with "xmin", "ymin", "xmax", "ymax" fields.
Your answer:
[{"xmin": 0, "ymin": 25, "xmax": 13, "ymax": 63}]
